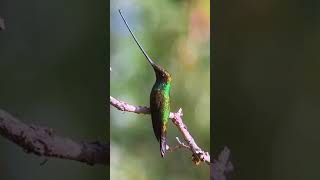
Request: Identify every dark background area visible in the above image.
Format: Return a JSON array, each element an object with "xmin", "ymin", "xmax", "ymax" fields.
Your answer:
[
  {"xmin": 0, "ymin": 0, "xmax": 108, "ymax": 179},
  {"xmin": 213, "ymin": 1, "xmax": 320, "ymax": 180}
]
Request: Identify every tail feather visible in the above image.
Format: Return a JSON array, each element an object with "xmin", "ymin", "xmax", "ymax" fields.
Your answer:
[{"xmin": 160, "ymin": 130, "xmax": 167, "ymax": 157}]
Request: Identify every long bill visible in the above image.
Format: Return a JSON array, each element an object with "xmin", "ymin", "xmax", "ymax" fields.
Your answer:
[{"xmin": 118, "ymin": 9, "xmax": 156, "ymax": 67}]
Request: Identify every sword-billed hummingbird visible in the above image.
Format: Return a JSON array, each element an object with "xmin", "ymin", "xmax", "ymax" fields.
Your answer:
[{"xmin": 119, "ymin": 9, "xmax": 171, "ymax": 157}]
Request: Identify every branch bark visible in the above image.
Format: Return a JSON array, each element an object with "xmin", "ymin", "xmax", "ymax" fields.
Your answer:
[{"xmin": 0, "ymin": 109, "xmax": 108, "ymax": 165}]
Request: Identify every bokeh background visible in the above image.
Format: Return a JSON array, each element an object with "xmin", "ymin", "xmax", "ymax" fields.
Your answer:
[
  {"xmin": 110, "ymin": 0, "xmax": 210, "ymax": 179},
  {"xmin": 214, "ymin": 1, "xmax": 320, "ymax": 180},
  {"xmin": 0, "ymin": 0, "xmax": 107, "ymax": 179}
]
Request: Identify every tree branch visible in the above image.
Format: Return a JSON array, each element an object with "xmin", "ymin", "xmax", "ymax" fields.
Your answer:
[
  {"xmin": 0, "ymin": 109, "xmax": 108, "ymax": 165},
  {"xmin": 110, "ymin": 96, "xmax": 211, "ymax": 164},
  {"xmin": 110, "ymin": 96, "xmax": 233, "ymax": 179}
]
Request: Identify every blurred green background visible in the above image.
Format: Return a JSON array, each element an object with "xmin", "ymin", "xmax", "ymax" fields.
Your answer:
[
  {"xmin": 214, "ymin": 1, "xmax": 320, "ymax": 180},
  {"xmin": 110, "ymin": 0, "xmax": 210, "ymax": 179},
  {"xmin": 0, "ymin": 0, "xmax": 107, "ymax": 179}
]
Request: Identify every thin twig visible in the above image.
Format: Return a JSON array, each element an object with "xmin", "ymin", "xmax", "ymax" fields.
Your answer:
[{"xmin": 168, "ymin": 137, "xmax": 190, "ymax": 152}]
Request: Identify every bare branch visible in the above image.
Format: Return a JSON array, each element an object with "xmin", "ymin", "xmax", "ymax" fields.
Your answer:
[
  {"xmin": 0, "ymin": 109, "xmax": 108, "ymax": 165},
  {"xmin": 110, "ymin": 96, "xmax": 210, "ymax": 165},
  {"xmin": 171, "ymin": 108, "xmax": 211, "ymax": 165},
  {"xmin": 110, "ymin": 96, "xmax": 149, "ymax": 114}
]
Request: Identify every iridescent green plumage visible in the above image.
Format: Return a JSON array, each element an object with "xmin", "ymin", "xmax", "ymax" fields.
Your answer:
[{"xmin": 119, "ymin": 9, "xmax": 171, "ymax": 157}]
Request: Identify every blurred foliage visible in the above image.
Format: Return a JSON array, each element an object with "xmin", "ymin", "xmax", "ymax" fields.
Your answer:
[
  {"xmin": 110, "ymin": 0, "xmax": 210, "ymax": 179},
  {"xmin": 0, "ymin": 0, "xmax": 107, "ymax": 179},
  {"xmin": 214, "ymin": 0, "xmax": 320, "ymax": 180}
]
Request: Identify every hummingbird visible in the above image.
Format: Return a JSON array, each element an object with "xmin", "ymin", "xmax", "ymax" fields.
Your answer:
[{"xmin": 119, "ymin": 9, "xmax": 172, "ymax": 157}]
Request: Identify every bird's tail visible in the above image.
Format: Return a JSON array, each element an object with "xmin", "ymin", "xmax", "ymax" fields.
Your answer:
[{"xmin": 160, "ymin": 128, "xmax": 167, "ymax": 157}]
